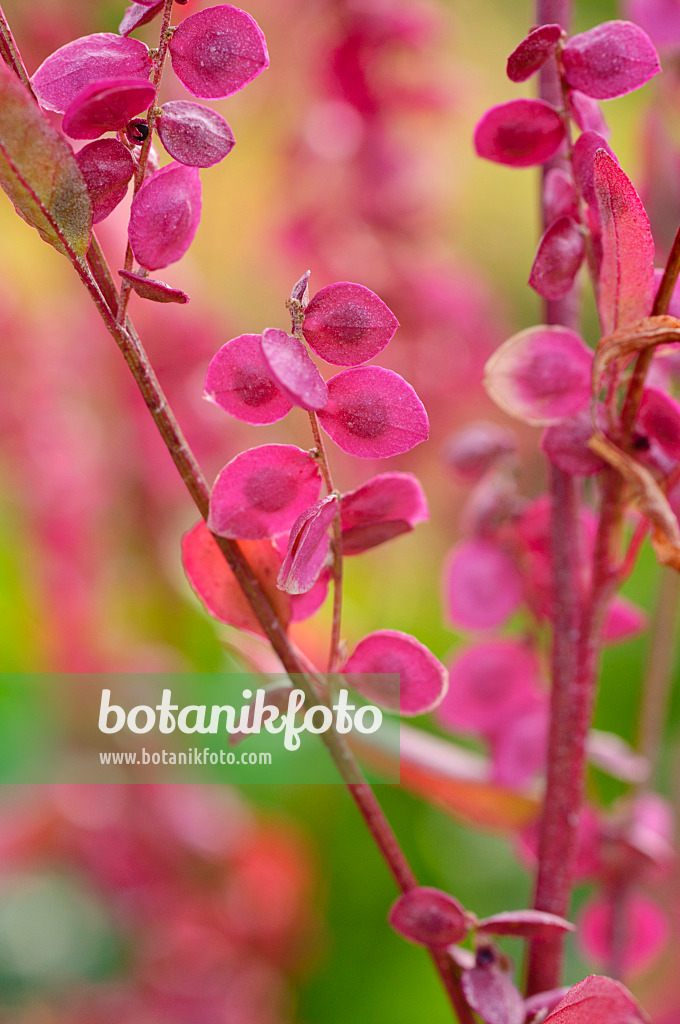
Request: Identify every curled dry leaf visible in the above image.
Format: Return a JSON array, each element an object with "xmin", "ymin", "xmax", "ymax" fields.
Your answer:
[
  {"xmin": 592, "ymin": 315, "xmax": 680, "ymax": 398},
  {"xmin": 588, "ymin": 431, "xmax": 680, "ymax": 568}
]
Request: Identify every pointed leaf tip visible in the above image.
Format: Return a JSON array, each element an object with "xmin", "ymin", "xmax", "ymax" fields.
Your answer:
[
  {"xmin": 0, "ymin": 62, "xmax": 92, "ymax": 257},
  {"xmin": 594, "ymin": 150, "xmax": 655, "ymax": 334}
]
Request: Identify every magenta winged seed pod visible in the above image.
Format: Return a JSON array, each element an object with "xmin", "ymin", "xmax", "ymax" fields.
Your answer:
[
  {"xmin": 340, "ymin": 472, "xmax": 429, "ymax": 555},
  {"xmin": 443, "ymin": 538, "xmax": 523, "ymax": 630},
  {"xmin": 157, "ymin": 101, "xmax": 235, "ymax": 168},
  {"xmin": 119, "ymin": 3, "xmax": 164, "ymax": 36},
  {"xmin": 289, "ymin": 569, "xmax": 330, "ymax": 622},
  {"xmin": 118, "ymin": 270, "xmax": 189, "ymax": 305},
  {"xmin": 277, "ymin": 495, "xmax": 338, "ymax": 595},
  {"xmin": 301, "ymin": 282, "xmax": 399, "ymax": 366},
  {"xmin": 572, "ymin": 131, "xmax": 617, "ymax": 209},
  {"xmin": 543, "ymin": 168, "xmax": 579, "ymax": 224},
  {"xmin": 484, "ymin": 326, "xmax": 594, "ymax": 426},
  {"xmin": 168, "ymin": 5, "xmax": 269, "ymax": 99},
  {"xmin": 462, "ymin": 958, "xmax": 525, "ymax": 1024},
  {"xmin": 473, "ymin": 99, "xmax": 566, "ymax": 168},
  {"xmin": 562, "ymin": 21, "xmax": 660, "ymax": 100},
  {"xmin": 207, "ymin": 444, "xmax": 322, "ymax": 540},
  {"xmin": 529, "ymin": 216, "xmax": 585, "ymax": 301},
  {"xmin": 317, "ymin": 366, "xmax": 429, "ymax": 458},
  {"xmin": 128, "ymin": 162, "xmax": 202, "ymax": 271},
  {"xmin": 204, "ymin": 334, "xmax": 293, "ymax": 424},
  {"xmin": 342, "ymin": 629, "xmax": 448, "ymax": 717},
  {"xmin": 540, "ymin": 410, "xmax": 606, "ymax": 476},
  {"xmin": 477, "ymin": 910, "xmax": 574, "ymax": 940},
  {"xmin": 75, "ymin": 138, "xmax": 134, "ymax": 224},
  {"xmin": 62, "ymin": 78, "xmax": 156, "ymax": 140},
  {"xmin": 442, "ymin": 422, "xmax": 517, "ymax": 482},
  {"xmin": 439, "ymin": 641, "xmax": 544, "ymax": 738},
  {"xmin": 506, "ymin": 24, "xmax": 563, "ymax": 83},
  {"xmin": 595, "ymin": 150, "xmax": 655, "ymax": 334},
  {"xmin": 31, "ymin": 33, "xmax": 152, "ymax": 113},
  {"xmin": 260, "ymin": 328, "xmax": 329, "ymax": 411},
  {"xmin": 542, "ymin": 975, "xmax": 648, "ymax": 1024},
  {"xmin": 388, "ymin": 887, "xmax": 470, "ymax": 948},
  {"xmin": 624, "ymin": 0, "xmax": 680, "ymax": 50},
  {"xmin": 568, "ymin": 90, "xmax": 610, "ymax": 137},
  {"xmin": 490, "ymin": 699, "xmax": 549, "ymax": 788}
]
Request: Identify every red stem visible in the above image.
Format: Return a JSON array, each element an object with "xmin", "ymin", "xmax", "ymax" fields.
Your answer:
[{"xmin": 526, "ymin": 0, "xmax": 589, "ymax": 994}]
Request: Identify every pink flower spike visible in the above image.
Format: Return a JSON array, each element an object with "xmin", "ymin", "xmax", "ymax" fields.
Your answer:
[
  {"xmin": 474, "ymin": 99, "xmax": 565, "ymax": 168},
  {"xmin": 119, "ymin": 3, "xmax": 164, "ymax": 37},
  {"xmin": 340, "ymin": 472, "xmax": 429, "ymax": 555},
  {"xmin": 128, "ymin": 162, "xmax": 202, "ymax": 270},
  {"xmin": 484, "ymin": 326, "xmax": 593, "ymax": 426},
  {"xmin": 543, "ymin": 168, "xmax": 578, "ymax": 223},
  {"xmin": 118, "ymin": 270, "xmax": 189, "ymax": 305},
  {"xmin": 562, "ymin": 21, "xmax": 660, "ymax": 99},
  {"xmin": 540, "ymin": 410, "xmax": 605, "ymax": 476},
  {"xmin": 277, "ymin": 495, "xmax": 337, "ymax": 595},
  {"xmin": 568, "ymin": 91, "xmax": 609, "ymax": 137},
  {"xmin": 388, "ymin": 887, "xmax": 469, "ymax": 948},
  {"xmin": 260, "ymin": 328, "xmax": 329, "ymax": 411},
  {"xmin": 317, "ymin": 366, "xmax": 429, "ymax": 458},
  {"xmin": 462, "ymin": 960, "xmax": 525, "ymax": 1024},
  {"xmin": 639, "ymin": 386, "xmax": 680, "ymax": 458},
  {"xmin": 506, "ymin": 24, "xmax": 563, "ymax": 82},
  {"xmin": 207, "ymin": 445, "xmax": 322, "ymax": 540},
  {"xmin": 529, "ymin": 216, "xmax": 585, "ymax": 300},
  {"xmin": 62, "ymin": 78, "xmax": 155, "ymax": 139},
  {"xmin": 342, "ymin": 629, "xmax": 448, "ymax": 717},
  {"xmin": 439, "ymin": 641, "xmax": 542, "ymax": 739},
  {"xmin": 595, "ymin": 150, "xmax": 655, "ymax": 334},
  {"xmin": 443, "ymin": 538, "xmax": 522, "ymax": 630},
  {"xmin": 31, "ymin": 33, "xmax": 152, "ymax": 113},
  {"xmin": 602, "ymin": 596, "xmax": 647, "ymax": 642},
  {"xmin": 572, "ymin": 132, "xmax": 617, "ymax": 210},
  {"xmin": 75, "ymin": 138, "xmax": 134, "ymax": 224},
  {"xmin": 157, "ymin": 100, "xmax": 235, "ymax": 168},
  {"xmin": 302, "ymin": 282, "xmax": 399, "ymax": 366},
  {"xmin": 578, "ymin": 894, "xmax": 669, "ymax": 977},
  {"xmin": 543, "ymin": 976, "xmax": 648, "ymax": 1024},
  {"xmin": 443, "ymin": 422, "xmax": 517, "ymax": 481},
  {"xmin": 204, "ymin": 334, "xmax": 292, "ymax": 425},
  {"xmin": 490, "ymin": 700, "xmax": 549, "ymax": 788},
  {"xmin": 169, "ymin": 5, "xmax": 269, "ymax": 100},
  {"xmin": 477, "ymin": 910, "xmax": 575, "ymax": 940}
]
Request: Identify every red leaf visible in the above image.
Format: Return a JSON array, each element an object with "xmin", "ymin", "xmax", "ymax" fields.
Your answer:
[
  {"xmin": 182, "ymin": 521, "xmax": 291, "ymax": 636},
  {"xmin": 544, "ymin": 975, "xmax": 649, "ymax": 1024},
  {"xmin": 594, "ymin": 150, "xmax": 655, "ymax": 334}
]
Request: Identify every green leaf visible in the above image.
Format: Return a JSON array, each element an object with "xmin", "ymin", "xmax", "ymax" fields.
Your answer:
[{"xmin": 0, "ymin": 61, "xmax": 92, "ymax": 257}]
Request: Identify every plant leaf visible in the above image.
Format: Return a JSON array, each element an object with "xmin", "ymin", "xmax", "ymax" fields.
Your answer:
[
  {"xmin": 594, "ymin": 150, "xmax": 655, "ymax": 335},
  {"xmin": 0, "ymin": 61, "xmax": 92, "ymax": 257}
]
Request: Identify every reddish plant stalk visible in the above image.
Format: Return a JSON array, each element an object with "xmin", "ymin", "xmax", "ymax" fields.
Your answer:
[
  {"xmin": 0, "ymin": 11, "xmax": 471, "ymax": 1017},
  {"xmin": 526, "ymin": 0, "xmax": 588, "ymax": 995}
]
